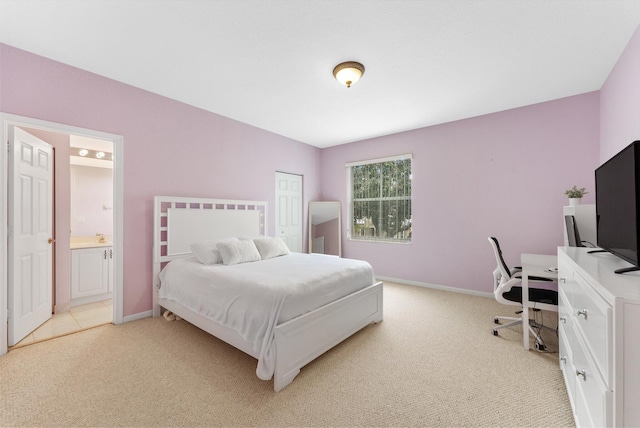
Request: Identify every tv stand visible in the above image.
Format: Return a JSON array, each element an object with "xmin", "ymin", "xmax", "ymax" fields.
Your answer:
[
  {"xmin": 615, "ymin": 265, "xmax": 640, "ymax": 274},
  {"xmin": 558, "ymin": 247, "xmax": 640, "ymax": 427},
  {"xmin": 585, "ymin": 250, "xmax": 640, "ymax": 273}
]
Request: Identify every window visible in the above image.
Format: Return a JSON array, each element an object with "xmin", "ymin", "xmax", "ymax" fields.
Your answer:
[{"xmin": 347, "ymin": 154, "xmax": 412, "ymax": 242}]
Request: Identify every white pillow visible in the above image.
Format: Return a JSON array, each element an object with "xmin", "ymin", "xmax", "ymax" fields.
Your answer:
[
  {"xmin": 190, "ymin": 238, "xmax": 237, "ymax": 265},
  {"xmin": 253, "ymin": 236, "xmax": 290, "ymax": 260},
  {"xmin": 218, "ymin": 239, "xmax": 262, "ymax": 265}
]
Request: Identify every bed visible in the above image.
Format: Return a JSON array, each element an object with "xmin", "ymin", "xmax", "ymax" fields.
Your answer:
[{"xmin": 152, "ymin": 196, "xmax": 383, "ymax": 392}]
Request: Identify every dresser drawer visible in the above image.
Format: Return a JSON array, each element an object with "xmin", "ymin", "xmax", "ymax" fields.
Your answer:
[
  {"xmin": 558, "ymin": 258, "xmax": 574, "ymax": 303},
  {"xmin": 572, "ymin": 271, "xmax": 613, "ymax": 385},
  {"xmin": 558, "ymin": 323, "xmax": 576, "ymax": 410},
  {"xmin": 558, "ymin": 287, "xmax": 573, "ymax": 334},
  {"xmin": 572, "ymin": 331, "xmax": 612, "ymax": 428}
]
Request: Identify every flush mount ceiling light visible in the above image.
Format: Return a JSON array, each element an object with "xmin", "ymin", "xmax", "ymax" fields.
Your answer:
[
  {"xmin": 333, "ymin": 61, "xmax": 365, "ymax": 88},
  {"xmin": 96, "ymin": 151, "xmax": 105, "ymax": 159},
  {"xmin": 78, "ymin": 149, "xmax": 88, "ymax": 156}
]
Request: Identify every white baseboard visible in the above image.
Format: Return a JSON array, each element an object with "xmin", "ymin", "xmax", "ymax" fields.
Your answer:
[
  {"xmin": 123, "ymin": 310, "xmax": 153, "ymax": 323},
  {"xmin": 375, "ymin": 276, "xmax": 493, "ymax": 299}
]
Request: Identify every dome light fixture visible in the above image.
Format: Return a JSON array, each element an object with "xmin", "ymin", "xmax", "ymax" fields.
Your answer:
[{"xmin": 333, "ymin": 61, "xmax": 365, "ymax": 88}]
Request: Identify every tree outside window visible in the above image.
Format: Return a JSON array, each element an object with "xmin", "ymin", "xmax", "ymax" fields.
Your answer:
[{"xmin": 350, "ymin": 157, "xmax": 411, "ymax": 242}]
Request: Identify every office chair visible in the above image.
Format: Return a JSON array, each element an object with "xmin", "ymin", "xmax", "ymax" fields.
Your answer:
[{"xmin": 488, "ymin": 237, "xmax": 558, "ymax": 350}]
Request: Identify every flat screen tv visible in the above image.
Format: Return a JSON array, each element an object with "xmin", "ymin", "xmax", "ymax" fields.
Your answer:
[{"xmin": 595, "ymin": 140, "xmax": 640, "ymax": 274}]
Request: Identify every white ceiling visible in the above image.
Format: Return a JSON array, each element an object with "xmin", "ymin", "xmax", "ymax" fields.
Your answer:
[{"xmin": 2, "ymin": 1, "xmax": 640, "ymax": 148}]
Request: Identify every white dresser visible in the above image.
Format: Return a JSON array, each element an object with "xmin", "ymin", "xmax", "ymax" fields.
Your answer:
[{"xmin": 558, "ymin": 247, "xmax": 640, "ymax": 427}]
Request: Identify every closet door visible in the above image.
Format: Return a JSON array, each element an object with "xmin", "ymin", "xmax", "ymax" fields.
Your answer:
[{"xmin": 275, "ymin": 172, "xmax": 303, "ymax": 252}]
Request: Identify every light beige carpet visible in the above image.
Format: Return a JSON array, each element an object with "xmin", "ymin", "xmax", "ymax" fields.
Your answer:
[{"xmin": 0, "ymin": 282, "xmax": 574, "ymax": 427}]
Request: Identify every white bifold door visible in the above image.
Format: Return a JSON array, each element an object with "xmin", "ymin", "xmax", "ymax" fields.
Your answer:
[{"xmin": 8, "ymin": 127, "xmax": 54, "ymax": 346}]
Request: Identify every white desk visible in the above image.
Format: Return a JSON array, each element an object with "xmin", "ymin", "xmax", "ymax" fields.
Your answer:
[{"xmin": 520, "ymin": 253, "xmax": 558, "ymax": 350}]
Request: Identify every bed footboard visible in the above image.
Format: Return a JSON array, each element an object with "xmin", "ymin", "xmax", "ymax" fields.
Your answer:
[{"xmin": 273, "ymin": 281, "xmax": 383, "ymax": 392}]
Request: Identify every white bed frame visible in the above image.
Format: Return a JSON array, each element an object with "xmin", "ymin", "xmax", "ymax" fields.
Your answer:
[{"xmin": 152, "ymin": 196, "xmax": 383, "ymax": 392}]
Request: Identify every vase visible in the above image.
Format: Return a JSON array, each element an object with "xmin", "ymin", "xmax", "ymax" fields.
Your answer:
[{"xmin": 569, "ymin": 198, "xmax": 581, "ymax": 206}]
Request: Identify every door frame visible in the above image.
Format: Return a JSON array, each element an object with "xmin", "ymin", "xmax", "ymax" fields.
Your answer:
[{"xmin": 0, "ymin": 113, "xmax": 124, "ymax": 356}]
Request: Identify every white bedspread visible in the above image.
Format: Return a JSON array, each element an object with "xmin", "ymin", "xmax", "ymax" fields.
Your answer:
[{"xmin": 158, "ymin": 252, "xmax": 375, "ymax": 380}]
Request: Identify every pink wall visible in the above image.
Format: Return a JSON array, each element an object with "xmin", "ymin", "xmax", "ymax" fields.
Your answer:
[
  {"xmin": 600, "ymin": 24, "xmax": 640, "ymax": 163},
  {"xmin": 320, "ymin": 93, "xmax": 600, "ymax": 293},
  {"xmin": 1, "ymin": 44, "xmax": 321, "ymax": 317}
]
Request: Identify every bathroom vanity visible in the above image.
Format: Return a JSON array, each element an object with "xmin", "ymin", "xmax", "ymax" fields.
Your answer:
[{"xmin": 70, "ymin": 239, "xmax": 113, "ymax": 305}]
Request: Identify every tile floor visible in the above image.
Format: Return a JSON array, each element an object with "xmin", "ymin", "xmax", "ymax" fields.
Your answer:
[{"xmin": 10, "ymin": 299, "xmax": 113, "ymax": 349}]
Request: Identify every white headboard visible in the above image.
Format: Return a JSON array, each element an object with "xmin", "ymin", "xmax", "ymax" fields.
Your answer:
[{"xmin": 152, "ymin": 196, "xmax": 268, "ymax": 315}]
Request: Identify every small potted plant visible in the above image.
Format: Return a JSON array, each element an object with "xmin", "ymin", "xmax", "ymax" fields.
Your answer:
[{"xmin": 565, "ymin": 186, "xmax": 588, "ymax": 206}]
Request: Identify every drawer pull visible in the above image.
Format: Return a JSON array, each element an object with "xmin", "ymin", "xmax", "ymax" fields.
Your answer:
[
  {"xmin": 576, "ymin": 369, "xmax": 586, "ymax": 380},
  {"xmin": 577, "ymin": 309, "xmax": 588, "ymax": 319},
  {"xmin": 560, "ymin": 356, "xmax": 567, "ymax": 364},
  {"xmin": 560, "ymin": 316, "xmax": 567, "ymax": 324}
]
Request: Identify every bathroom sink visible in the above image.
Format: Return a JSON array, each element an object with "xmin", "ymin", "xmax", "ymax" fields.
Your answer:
[{"xmin": 70, "ymin": 241, "xmax": 112, "ymax": 249}]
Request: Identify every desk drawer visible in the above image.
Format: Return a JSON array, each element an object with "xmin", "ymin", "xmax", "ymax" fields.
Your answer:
[{"xmin": 573, "ymin": 271, "xmax": 612, "ymax": 385}]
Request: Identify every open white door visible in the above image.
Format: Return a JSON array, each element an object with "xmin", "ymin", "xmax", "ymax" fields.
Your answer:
[
  {"xmin": 8, "ymin": 127, "xmax": 54, "ymax": 346},
  {"xmin": 275, "ymin": 172, "xmax": 303, "ymax": 252}
]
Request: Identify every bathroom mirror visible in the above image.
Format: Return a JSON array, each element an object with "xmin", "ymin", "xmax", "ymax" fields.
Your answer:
[{"xmin": 308, "ymin": 201, "xmax": 341, "ymax": 257}]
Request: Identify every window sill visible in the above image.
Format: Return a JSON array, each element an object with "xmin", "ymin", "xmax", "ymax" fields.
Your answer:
[{"xmin": 347, "ymin": 237, "xmax": 412, "ymax": 245}]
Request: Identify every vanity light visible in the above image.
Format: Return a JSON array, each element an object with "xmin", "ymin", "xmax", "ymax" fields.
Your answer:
[
  {"xmin": 96, "ymin": 151, "xmax": 105, "ymax": 159},
  {"xmin": 78, "ymin": 149, "xmax": 89, "ymax": 156},
  {"xmin": 333, "ymin": 61, "xmax": 365, "ymax": 88}
]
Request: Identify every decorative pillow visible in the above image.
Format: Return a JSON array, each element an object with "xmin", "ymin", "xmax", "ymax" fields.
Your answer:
[
  {"xmin": 253, "ymin": 236, "xmax": 290, "ymax": 260},
  {"xmin": 190, "ymin": 238, "xmax": 237, "ymax": 265},
  {"xmin": 217, "ymin": 239, "xmax": 262, "ymax": 265}
]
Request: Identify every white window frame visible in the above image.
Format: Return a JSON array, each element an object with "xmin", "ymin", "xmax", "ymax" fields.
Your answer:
[{"xmin": 346, "ymin": 153, "xmax": 412, "ymax": 243}]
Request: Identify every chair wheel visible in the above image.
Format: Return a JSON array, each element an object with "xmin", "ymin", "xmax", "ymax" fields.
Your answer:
[
  {"xmin": 535, "ymin": 342, "xmax": 546, "ymax": 351},
  {"xmin": 492, "ymin": 329, "xmax": 498, "ymax": 336},
  {"xmin": 494, "ymin": 318, "xmax": 500, "ymax": 324}
]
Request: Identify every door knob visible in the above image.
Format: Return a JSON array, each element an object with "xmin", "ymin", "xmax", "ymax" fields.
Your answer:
[{"xmin": 48, "ymin": 238, "xmax": 55, "ymax": 244}]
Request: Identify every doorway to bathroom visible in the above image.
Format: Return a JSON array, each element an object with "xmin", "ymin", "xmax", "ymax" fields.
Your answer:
[
  {"xmin": 14, "ymin": 134, "xmax": 116, "ymax": 348},
  {"xmin": 68, "ymin": 134, "xmax": 114, "ymax": 307},
  {"xmin": 0, "ymin": 114, "xmax": 124, "ymax": 354}
]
